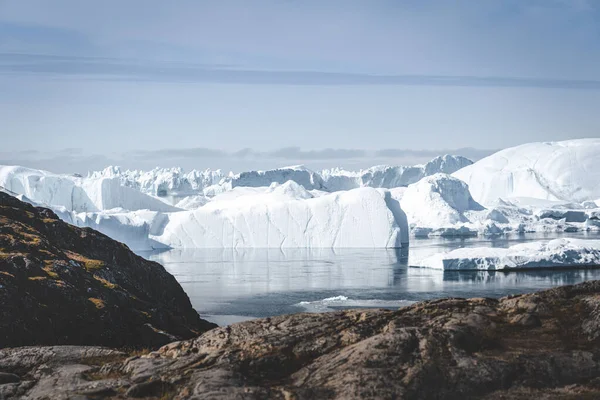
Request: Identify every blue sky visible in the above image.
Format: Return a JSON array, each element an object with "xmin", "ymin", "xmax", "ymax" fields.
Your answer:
[{"xmin": 0, "ymin": 0, "xmax": 599, "ymax": 173}]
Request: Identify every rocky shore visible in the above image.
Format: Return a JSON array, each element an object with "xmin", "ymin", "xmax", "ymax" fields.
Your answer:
[{"xmin": 2, "ymin": 280, "xmax": 600, "ymax": 399}]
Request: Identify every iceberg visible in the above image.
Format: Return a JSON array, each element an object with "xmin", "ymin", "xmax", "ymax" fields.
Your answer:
[
  {"xmin": 154, "ymin": 187, "xmax": 408, "ymax": 249},
  {"xmin": 231, "ymin": 165, "xmax": 326, "ymax": 190},
  {"xmin": 415, "ymin": 238, "xmax": 600, "ymax": 270},
  {"xmin": 0, "ymin": 165, "xmax": 180, "ymax": 213},
  {"xmin": 90, "ymin": 166, "xmax": 225, "ymax": 198},
  {"xmin": 453, "ymin": 139, "xmax": 600, "ymax": 205},
  {"xmin": 399, "ymin": 173, "xmax": 484, "ymax": 236},
  {"xmin": 321, "ymin": 155, "xmax": 472, "ymax": 191}
]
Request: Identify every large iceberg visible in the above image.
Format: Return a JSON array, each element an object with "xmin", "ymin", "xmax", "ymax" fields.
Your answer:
[
  {"xmin": 154, "ymin": 184, "xmax": 408, "ymax": 249},
  {"xmin": 453, "ymin": 139, "xmax": 600, "ymax": 205},
  {"xmin": 415, "ymin": 238, "xmax": 600, "ymax": 270}
]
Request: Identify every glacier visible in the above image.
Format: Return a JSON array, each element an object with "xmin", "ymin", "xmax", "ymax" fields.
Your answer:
[{"xmin": 414, "ymin": 238, "xmax": 600, "ymax": 270}]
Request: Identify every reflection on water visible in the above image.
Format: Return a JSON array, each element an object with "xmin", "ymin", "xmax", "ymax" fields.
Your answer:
[{"xmin": 140, "ymin": 232, "xmax": 600, "ymax": 323}]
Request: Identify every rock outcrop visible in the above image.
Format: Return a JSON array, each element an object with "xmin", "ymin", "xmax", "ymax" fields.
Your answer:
[
  {"xmin": 0, "ymin": 191, "xmax": 215, "ymax": 349},
  {"xmin": 3, "ymin": 280, "xmax": 600, "ymax": 399}
]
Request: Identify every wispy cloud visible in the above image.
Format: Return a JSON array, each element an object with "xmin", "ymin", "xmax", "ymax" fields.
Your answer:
[{"xmin": 2, "ymin": 52, "xmax": 600, "ymax": 90}]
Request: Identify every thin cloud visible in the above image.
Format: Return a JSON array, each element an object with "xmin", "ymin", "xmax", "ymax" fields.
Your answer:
[
  {"xmin": 132, "ymin": 147, "xmax": 229, "ymax": 159},
  {"xmin": 2, "ymin": 52, "xmax": 600, "ymax": 90}
]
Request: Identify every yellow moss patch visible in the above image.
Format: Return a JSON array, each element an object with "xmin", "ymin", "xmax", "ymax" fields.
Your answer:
[
  {"xmin": 94, "ymin": 275, "xmax": 117, "ymax": 289},
  {"xmin": 39, "ymin": 250, "xmax": 56, "ymax": 258},
  {"xmin": 84, "ymin": 259, "xmax": 105, "ymax": 271},
  {"xmin": 28, "ymin": 276, "xmax": 47, "ymax": 281},
  {"xmin": 66, "ymin": 252, "xmax": 106, "ymax": 271},
  {"xmin": 0, "ymin": 251, "xmax": 26, "ymax": 259},
  {"xmin": 42, "ymin": 266, "xmax": 59, "ymax": 279},
  {"xmin": 88, "ymin": 297, "xmax": 105, "ymax": 309}
]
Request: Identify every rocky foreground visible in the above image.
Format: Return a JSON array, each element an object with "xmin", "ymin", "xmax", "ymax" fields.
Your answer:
[
  {"xmin": 0, "ymin": 191, "xmax": 215, "ymax": 349},
  {"xmin": 2, "ymin": 281, "xmax": 600, "ymax": 399}
]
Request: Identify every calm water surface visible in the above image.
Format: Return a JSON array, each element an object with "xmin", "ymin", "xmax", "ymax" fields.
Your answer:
[{"xmin": 139, "ymin": 232, "xmax": 600, "ymax": 325}]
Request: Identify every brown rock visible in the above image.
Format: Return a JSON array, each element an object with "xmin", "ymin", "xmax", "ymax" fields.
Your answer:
[{"xmin": 0, "ymin": 192, "xmax": 216, "ymax": 349}]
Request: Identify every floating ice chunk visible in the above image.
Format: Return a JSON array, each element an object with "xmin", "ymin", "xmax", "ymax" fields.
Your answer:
[{"xmin": 415, "ymin": 238, "xmax": 600, "ymax": 270}]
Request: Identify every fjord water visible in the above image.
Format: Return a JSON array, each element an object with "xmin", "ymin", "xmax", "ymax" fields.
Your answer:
[{"xmin": 141, "ymin": 232, "xmax": 600, "ymax": 326}]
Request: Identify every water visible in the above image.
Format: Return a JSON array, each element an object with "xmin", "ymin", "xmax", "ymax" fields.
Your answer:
[{"xmin": 139, "ymin": 232, "xmax": 600, "ymax": 326}]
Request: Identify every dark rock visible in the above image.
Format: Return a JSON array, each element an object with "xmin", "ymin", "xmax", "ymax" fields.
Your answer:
[
  {"xmin": 0, "ymin": 192, "xmax": 216, "ymax": 349},
  {"xmin": 126, "ymin": 380, "xmax": 172, "ymax": 398},
  {"xmin": 0, "ymin": 372, "xmax": 20, "ymax": 384},
  {"xmin": 4, "ymin": 281, "xmax": 600, "ymax": 398}
]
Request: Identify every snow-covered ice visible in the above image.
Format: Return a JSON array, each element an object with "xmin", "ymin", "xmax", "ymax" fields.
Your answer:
[
  {"xmin": 415, "ymin": 238, "xmax": 600, "ymax": 270},
  {"xmin": 453, "ymin": 139, "xmax": 600, "ymax": 205}
]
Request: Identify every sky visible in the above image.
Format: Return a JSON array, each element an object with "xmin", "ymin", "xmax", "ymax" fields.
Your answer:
[{"xmin": 0, "ymin": 0, "xmax": 599, "ymax": 174}]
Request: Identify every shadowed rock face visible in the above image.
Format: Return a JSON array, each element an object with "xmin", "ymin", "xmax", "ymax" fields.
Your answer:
[
  {"xmin": 0, "ymin": 192, "xmax": 216, "ymax": 349},
  {"xmin": 3, "ymin": 281, "xmax": 600, "ymax": 399}
]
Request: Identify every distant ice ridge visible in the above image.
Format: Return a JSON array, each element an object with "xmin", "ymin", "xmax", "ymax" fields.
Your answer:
[
  {"xmin": 76, "ymin": 155, "xmax": 470, "ymax": 208},
  {"xmin": 453, "ymin": 138, "xmax": 600, "ymax": 205},
  {"xmin": 0, "ymin": 165, "xmax": 180, "ymax": 213},
  {"xmin": 90, "ymin": 166, "xmax": 226, "ymax": 198},
  {"xmin": 321, "ymin": 155, "xmax": 473, "ymax": 191},
  {"xmin": 231, "ymin": 165, "xmax": 326, "ymax": 190},
  {"xmin": 415, "ymin": 238, "xmax": 600, "ymax": 270}
]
